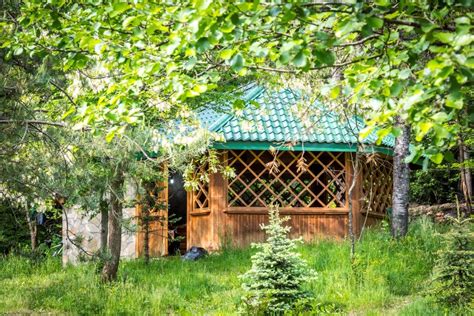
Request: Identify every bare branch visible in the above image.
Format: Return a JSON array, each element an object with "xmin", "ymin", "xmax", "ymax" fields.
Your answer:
[{"xmin": 0, "ymin": 119, "xmax": 66, "ymax": 127}]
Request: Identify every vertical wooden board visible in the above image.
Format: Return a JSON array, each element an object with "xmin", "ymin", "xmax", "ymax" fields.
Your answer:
[
  {"xmin": 150, "ymin": 176, "xmax": 168, "ymax": 256},
  {"xmin": 209, "ymin": 154, "xmax": 227, "ymax": 249},
  {"xmin": 135, "ymin": 175, "xmax": 169, "ymax": 258},
  {"xmin": 135, "ymin": 204, "xmax": 144, "ymax": 258},
  {"xmin": 188, "ymin": 215, "xmax": 215, "ymax": 250},
  {"xmin": 186, "ymin": 191, "xmax": 192, "ymax": 251},
  {"xmin": 223, "ymin": 213, "xmax": 348, "ymax": 248}
]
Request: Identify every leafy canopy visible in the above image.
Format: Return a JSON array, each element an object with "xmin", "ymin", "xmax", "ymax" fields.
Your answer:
[{"xmin": 4, "ymin": 0, "xmax": 473, "ymax": 165}]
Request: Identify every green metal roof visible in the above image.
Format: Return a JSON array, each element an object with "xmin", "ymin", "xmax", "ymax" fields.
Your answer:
[{"xmin": 199, "ymin": 85, "xmax": 395, "ymax": 153}]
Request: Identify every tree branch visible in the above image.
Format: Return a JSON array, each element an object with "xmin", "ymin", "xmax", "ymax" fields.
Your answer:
[
  {"xmin": 247, "ymin": 53, "xmax": 383, "ymax": 74},
  {"xmin": 0, "ymin": 119, "xmax": 66, "ymax": 127}
]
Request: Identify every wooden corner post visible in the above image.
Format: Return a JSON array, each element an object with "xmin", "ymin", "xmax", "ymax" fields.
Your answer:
[{"xmin": 209, "ymin": 151, "xmax": 228, "ymax": 250}]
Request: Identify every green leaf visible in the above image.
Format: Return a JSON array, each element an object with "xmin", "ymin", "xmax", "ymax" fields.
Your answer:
[
  {"xmin": 13, "ymin": 47, "xmax": 23, "ymax": 56},
  {"xmin": 219, "ymin": 49, "xmax": 234, "ymax": 60},
  {"xmin": 195, "ymin": 0, "xmax": 211, "ymax": 10},
  {"xmin": 432, "ymin": 112, "xmax": 448, "ymax": 122},
  {"xmin": 421, "ymin": 21, "xmax": 438, "ymax": 33},
  {"xmin": 230, "ymin": 53, "xmax": 244, "ymax": 72},
  {"xmin": 110, "ymin": 3, "xmax": 130, "ymax": 17},
  {"xmin": 232, "ymin": 99, "xmax": 246, "ymax": 110},
  {"xmin": 390, "ymin": 81, "xmax": 403, "ymax": 97},
  {"xmin": 404, "ymin": 149, "xmax": 419, "ymax": 164},
  {"xmin": 422, "ymin": 157, "xmax": 429, "ymax": 171},
  {"xmin": 446, "ymin": 92, "xmax": 463, "ymax": 109},
  {"xmin": 416, "ymin": 122, "xmax": 433, "ymax": 141},
  {"xmin": 398, "ymin": 69, "xmax": 411, "ymax": 80},
  {"xmin": 279, "ymin": 51, "xmax": 291, "ymax": 64},
  {"xmin": 292, "ymin": 50, "xmax": 307, "ymax": 68},
  {"xmin": 420, "ymin": 122, "xmax": 433, "ymax": 134},
  {"xmin": 314, "ymin": 49, "xmax": 335, "ymax": 65},
  {"xmin": 122, "ymin": 16, "xmax": 138, "ymax": 29},
  {"xmin": 366, "ymin": 16, "xmax": 383, "ymax": 29},
  {"xmin": 453, "ymin": 34, "xmax": 473, "ymax": 47},
  {"xmin": 376, "ymin": 128, "xmax": 390, "ymax": 145},
  {"xmin": 455, "ymin": 17, "xmax": 470, "ymax": 25},
  {"xmin": 105, "ymin": 129, "xmax": 116, "ymax": 143},
  {"xmin": 196, "ymin": 37, "xmax": 211, "ymax": 53},
  {"xmin": 359, "ymin": 126, "xmax": 374, "ymax": 140},
  {"xmin": 433, "ymin": 31, "xmax": 454, "ymax": 44},
  {"xmin": 62, "ymin": 107, "xmax": 75, "ymax": 119},
  {"xmin": 329, "ymin": 86, "xmax": 340, "ymax": 99},
  {"xmin": 430, "ymin": 152, "xmax": 443, "ymax": 164},
  {"xmin": 374, "ymin": 0, "xmax": 390, "ymax": 6}
]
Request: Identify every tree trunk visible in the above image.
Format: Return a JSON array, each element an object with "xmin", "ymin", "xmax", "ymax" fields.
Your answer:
[
  {"xmin": 391, "ymin": 118, "xmax": 411, "ymax": 238},
  {"xmin": 24, "ymin": 204, "xmax": 37, "ymax": 251},
  {"xmin": 101, "ymin": 166, "xmax": 124, "ymax": 282},
  {"xmin": 459, "ymin": 141, "xmax": 472, "ymax": 214},
  {"xmin": 99, "ymin": 198, "xmax": 108, "ymax": 253},
  {"xmin": 347, "ymin": 153, "xmax": 359, "ymax": 260}
]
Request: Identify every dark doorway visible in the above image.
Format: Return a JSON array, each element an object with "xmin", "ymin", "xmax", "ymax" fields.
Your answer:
[{"xmin": 168, "ymin": 172, "xmax": 187, "ymax": 255}]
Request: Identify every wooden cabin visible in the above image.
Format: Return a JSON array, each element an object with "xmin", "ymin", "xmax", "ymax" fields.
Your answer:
[{"xmin": 137, "ymin": 86, "xmax": 395, "ymax": 256}]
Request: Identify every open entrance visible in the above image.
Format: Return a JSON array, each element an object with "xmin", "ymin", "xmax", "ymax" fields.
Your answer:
[{"xmin": 168, "ymin": 172, "xmax": 187, "ymax": 255}]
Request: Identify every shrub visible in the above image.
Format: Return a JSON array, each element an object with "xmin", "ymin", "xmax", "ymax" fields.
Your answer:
[
  {"xmin": 410, "ymin": 169, "xmax": 459, "ymax": 205},
  {"xmin": 239, "ymin": 206, "xmax": 316, "ymax": 314},
  {"xmin": 430, "ymin": 215, "xmax": 473, "ymax": 308}
]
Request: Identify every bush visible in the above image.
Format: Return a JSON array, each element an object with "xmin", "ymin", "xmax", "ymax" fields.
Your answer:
[
  {"xmin": 430, "ymin": 215, "xmax": 473, "ymax": 308},
  {"xmin": 239, "ymin": 206, "xmax": 316, "ymax": 314},
  {"xmin": 410, "ymin": 169, "xmax": 459, "ymax": 205}
]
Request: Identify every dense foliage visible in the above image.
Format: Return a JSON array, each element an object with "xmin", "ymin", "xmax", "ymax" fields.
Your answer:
[
  {"xmin": 0, "ymin": 203, "xmax": 29, "ymax": 255},
  {"xmin": 240, "ymin": 206, "xmax": 317, "ymax": 314},
  {"xmin": 410, "ymin": 168, "xmax": 460, "ymax": 205},
  {"xmin": 430, "ymin": 216, "xmax": 474, "ymax": 308},
  {"xmin": 5, "ymin": 0, "xmax": 472, "ymax": 164}
]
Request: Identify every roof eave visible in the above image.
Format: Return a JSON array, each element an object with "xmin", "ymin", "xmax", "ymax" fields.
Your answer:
[{"xmin": 211, "ymin": 141, "xmax": 394, "ymax": 155}]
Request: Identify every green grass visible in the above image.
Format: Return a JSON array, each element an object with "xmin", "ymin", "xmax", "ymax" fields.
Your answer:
[{"xmin": 0, "ymin": 218, "xmax": 464, "ymax": 315}]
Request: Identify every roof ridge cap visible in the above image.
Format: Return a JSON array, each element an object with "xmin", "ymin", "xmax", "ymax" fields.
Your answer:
[{"xmin": 209, "ymin": 86, "xmax": 265, "ymax": 132}]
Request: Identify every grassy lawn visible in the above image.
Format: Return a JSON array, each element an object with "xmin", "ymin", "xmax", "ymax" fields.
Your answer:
[{"xmin": 0, "ymin": 219, "xmax": 458, "ymax": 315}]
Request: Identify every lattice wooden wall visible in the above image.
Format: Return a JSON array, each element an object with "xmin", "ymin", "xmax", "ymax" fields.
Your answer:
[
  {"xmin": 360, "ymin": 155, "xmax": 393, "ymax": 216},
  {"xmin": 191, "ymin": 162, "xmax": 209, "ymax": 212},
  {"xmin": 227, "ymin": 150, "xmax": 347, "ymax": 209}
]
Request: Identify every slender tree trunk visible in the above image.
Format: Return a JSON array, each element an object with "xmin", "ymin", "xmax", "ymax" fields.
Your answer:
[
  {"xmin": 391, "ymin": 118, "xmax": 411, "ymax": 238},
  {"xmin": 99, "ymin": 198, "xmax": 108, "ymax": 253},
  {"xmin": 24, "ymin": 204, "xmax": 37, "ymax": 251},
  {"xmin": 101, "ymin": 165, "xmax": 124, "ymax": 282},
  {"xmin": 459, "ymin": 140, "xmax": 472, "ymax": 214},
  {"xmin": 142, "ymin": 182, "xmax": 156, "ymax": 264},
  {"xmin": 347, "ymin": 153, "xmax": 359, "ymax": 260}
]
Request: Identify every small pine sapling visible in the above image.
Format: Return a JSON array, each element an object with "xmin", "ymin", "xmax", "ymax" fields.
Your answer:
[
  {"xmin": 430, "ymin": 211, "xmax": 473, "ymax": 308},
  {"xmin": 240, "ymin": 205, "xmax": 317, "ymax": 314}
]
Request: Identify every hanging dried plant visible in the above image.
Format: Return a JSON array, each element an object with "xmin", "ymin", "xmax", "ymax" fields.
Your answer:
[
  {"xmin": 296, "ymin": 155, "xmax": 309, "ymax": 173},
  {"xmin": 265, "ymin": 159, "xmax": 280, "ymax": 175}
]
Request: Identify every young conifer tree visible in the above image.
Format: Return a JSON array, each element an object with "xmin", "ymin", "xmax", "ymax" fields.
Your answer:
[
  {"xmin": 240, "ymin": 205, "xmax": 317, "ymax": 314},
  {"xmin": 430, "ymin": 214, "xmax": 473, "ymax": 308}
]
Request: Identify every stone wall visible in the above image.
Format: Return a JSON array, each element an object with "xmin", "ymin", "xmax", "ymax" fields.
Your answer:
[{"xmin": 62, "ymin": 206, "xmax": 137, "ymax": 265}]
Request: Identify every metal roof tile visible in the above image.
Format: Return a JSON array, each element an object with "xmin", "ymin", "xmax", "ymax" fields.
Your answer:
[{"xmin": 201, "ymin": 86, "xmax": 394, "ymax": 149}]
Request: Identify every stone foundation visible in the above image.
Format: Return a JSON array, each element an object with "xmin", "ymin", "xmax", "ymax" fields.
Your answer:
[{"xmin": 62, "ymin": 206, "xmax": 137, "ymax": 265}]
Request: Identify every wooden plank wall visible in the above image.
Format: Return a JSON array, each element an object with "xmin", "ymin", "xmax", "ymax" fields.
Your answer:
[
  {"xmin": 135, "ymin": 179, "xmax": 168, "ymax": 257},
  {"xmin": 222, "ymin": 213, "xmax": 348, "ymax": 248}
]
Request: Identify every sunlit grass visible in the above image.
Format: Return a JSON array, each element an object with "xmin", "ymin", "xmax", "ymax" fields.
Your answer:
[{"xmin": 0, "ymin": 218, "xmax": 460, "ymax": 315}]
